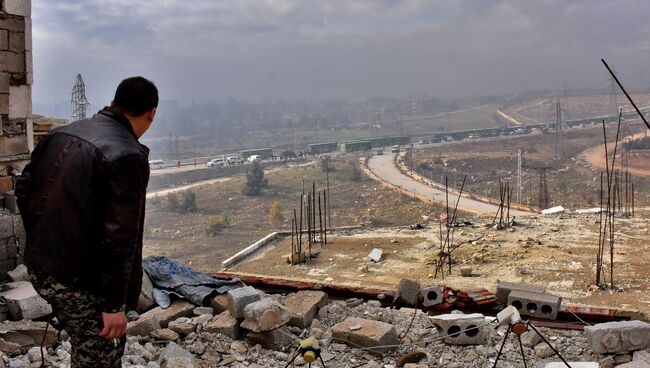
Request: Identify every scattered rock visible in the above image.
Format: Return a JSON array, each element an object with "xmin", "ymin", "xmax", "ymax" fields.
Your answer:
[
  {"xmin": 394, "ymin": 279, "xmax": 421, "ymax": 306},
  {"xmin": 240, "ymin": 298, "xmax": 291, "ymax": 332},
  {"xmin": 227, "ymin": 286, "xmax": 261, "ymax": 319},
  {"xmin": 283, "ymin": 290, "xmax": 327, "ymax": 329},
  {"xmin": 331, "ymin": 317, "xmax": 398, "ymax": 352},
  {"xmin": 6, "ymin": 265, "xmax": 28, "ymax": 283},
  {"xmin": 1, "ymin": 282, "xmax": 52, "ymax": 320}
]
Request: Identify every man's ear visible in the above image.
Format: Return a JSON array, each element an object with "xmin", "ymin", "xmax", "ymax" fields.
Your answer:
[
  {"xmin": 148, "ymin": 108, "xmax": 157, "ymax": 122},
  {"xmin": 110, "ymin": 100, "xmax": 116, "ymax": 108}
]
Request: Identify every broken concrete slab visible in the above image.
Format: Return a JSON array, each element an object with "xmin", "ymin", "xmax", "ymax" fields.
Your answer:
[
  {"xmin": 246, "ymin": 325, "xmax": 294, "ymax": 350},
  {"xmin": 420, "ymin": 285, "xmax": 443, "ymax": 307},
  {"xmin": 495, "ymin": 281, "xmax": 545, "ymax": 306},
  {"xmin": 429, "ymin": 313, "xmax": 487, "ymax": 345},
  {"xmin": 137, "ymin": 272, "xmax": 156, "ymax": 313},
  {"xmin": 227, "ymin": 286, "xmax": 261, "ymax": 319},
  {"xmin": 127, "ymin": 300, "xmax": 194, "ymax": 336},
  {"xmin": 541, "ymin": 206, "xmax": 566, "ymax": 215},
  {"xmin": 508, "ymin": 290, "xmax": 561, "ymax": 320},
  {"xmin": 584, "ymin": 320, "xmax": 650, "ymax": 354},
  {"xmin": 367, "ymin": 248, "xmax": 382, "ymax": 262},
  {"xmin": 283, "ymin": 290, "xmax": 327, "ymax": 329},
  {"xmin": 0, "ymin": 320, "xmax": 57, "ymax": 354},
  {"xmin": 331, "ymin": 317, "xmax": 398, "ymax": 352},
  {"xmin": 240, "ymin": 298, "xmax": 291, "ymax": 332},
  {"xmin": 7, "ymin": 264, "xmax": 28, "ymax": 282},
  {"xmin": 0, "ymin": 281, "xmax": 52, "ymax": 320},
  {"xmin": 203, "ymin": 311, "xmax": 242, "ymax": 339},
  {"xmin": 394, "ymin": 279, "xmax": 421, "ymax": 306},
  {"xmin": 127, "ymin": 313, "xmax": 162, "ymax": 337}
]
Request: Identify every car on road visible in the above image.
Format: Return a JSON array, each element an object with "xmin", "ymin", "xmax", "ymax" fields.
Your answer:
[
  {"xmin": 206, "ymin": 158, "xmax": 224, "ymax": 167},
  {"xmin": 390, "ymin": 145, "xmax": 400, "ymax": 153},
  {"xmin": 375, "ymin": 149, "xmax": 384, "ymax": 155},
  {"xmin": 149, "ymin": 159, "xmax": 165, "ymax": 170},
  {"xmin": 247, "ymin": 155, "xmax": 261, "ymax": 163},
  {"xmin": 418, "ymin": 139, "xmax": 429, "ymax": 144}
]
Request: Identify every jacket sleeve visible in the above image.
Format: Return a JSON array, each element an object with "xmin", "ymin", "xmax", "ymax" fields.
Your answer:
[{"xmin": 99, "ymin": 154, "xmax": 149, "ymax": 312}]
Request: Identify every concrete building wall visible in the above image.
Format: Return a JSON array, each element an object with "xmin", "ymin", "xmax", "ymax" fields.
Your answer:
[{"xmin": 0, "ymin": 0, "xmax": 32, "ymax": 278}]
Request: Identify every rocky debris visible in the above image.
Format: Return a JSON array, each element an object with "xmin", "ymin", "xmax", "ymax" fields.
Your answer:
[
  {"xmin": 331, "ymin": 317, "xmax": 399, "ymax": 352},
  {"xmin": 429, "ymin": 313, "xmax": 488, "ymax": 345},
  {"xmin": 137, "ymin": 272, "xmax": 156, "ymax": 313},
  {"xmin": 210, "ymin": 294, "xmax": 229, "ymax": 314},
  {"xmin": 168, "ymin": 317, "xmax": 195, "ymax": 336},
  {"xmin": 367, "ymin": 248, "xmax": 383, "ymax": 262},
  {"xmin": 6, "ymin": 265, "xmax": 28, "ymax": 283},
  {"xmin": 227, "ymin": 286, "xmax": 261, "ymax": 319},
  {"xmin": 203, "ymin": 311, "xmax": 242, "ymax": 339},
  {"xmin": 128, "ymin": 300, "xmax": 194, "ymax": 336},
  {"xmin": 193, "ymin": 307, "xmax": 213, "ymax": 316},
  {"xmin": 495, "ymin": 281, "xmax": 546, "ymax": 306},
  {"xmin": 394, "ymin": 278, "xmax": 421, "ymax": 306},
  {"xmin": 240, "ymin": 298, "xmax": 291, "ymax": 332},
  {"xmin": 150, "ymin": 328, "xmax": 179, "ymax": 341},
  {"xmin": 420, "ymin": 285, "xmax": 443, "ymax": 307},
  {"xmin": 246, "ymin": 325, "xmax": 294, "ymax": 350},
  {"xmin": 460, "ymin": 266, "xmax": 473, "ymax": 277},
  {"xmin": 0, "ymin": 282, "xmax": 52, "ymax": 320},
  {"xmin": 283, "ymin": 290, "xmax": 327, "ymax": 329}
]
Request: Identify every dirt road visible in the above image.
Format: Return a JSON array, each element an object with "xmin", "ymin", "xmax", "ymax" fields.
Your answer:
[
  {"xmin": 580, "ymin": 131, "xmax": 650, "ymax": 177},
  {"xmin": 367, "ymin": 153, "xmax": 531, "ymax": 215}
]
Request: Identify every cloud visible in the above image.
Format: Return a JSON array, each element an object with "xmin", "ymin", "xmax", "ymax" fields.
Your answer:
[{"xmin": 32, "ymin": 0, "xmax": 650, "ymax": 105}]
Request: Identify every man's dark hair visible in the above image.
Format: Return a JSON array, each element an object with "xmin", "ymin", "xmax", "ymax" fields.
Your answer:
[{"xmin": 113, "ymin": 76, "xmax": 159, "ymax": 116}]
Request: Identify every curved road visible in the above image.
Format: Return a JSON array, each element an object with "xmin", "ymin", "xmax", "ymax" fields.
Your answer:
[{"xmin": 367, "ymin": 153, "xmax": 531, "ymax": 216}]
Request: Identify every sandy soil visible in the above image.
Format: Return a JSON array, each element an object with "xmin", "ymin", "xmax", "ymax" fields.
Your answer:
[{"xmin": 580, "ymin": 131, "xmax": 650, "ymax": 177}]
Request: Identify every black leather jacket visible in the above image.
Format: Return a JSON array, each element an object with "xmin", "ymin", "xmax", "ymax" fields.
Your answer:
[{"xmin": 15, "ymin": 107, "xmax": 149, "ymax": 312}]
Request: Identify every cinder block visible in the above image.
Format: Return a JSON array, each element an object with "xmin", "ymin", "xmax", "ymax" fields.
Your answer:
[
  {"xmin": 0, "ymin": 30, "xmax": 8, "ymax": 51},
  {"xmin": 429, "ymin": 313, "xmax": 487, "ymax": 345},
  {"xmin": 9, "ymin": 85, "xmax": 30, "ymax": 119},
  {"xmin": 2, "ymin": 0, "xmax": 32, "ymax": 17},
  {"xmin": 0, "ymin": 135, "xmax": 28, "ymax": 156},
  {"xmin": 584, "ymin": 320, "xmax": 650, "ymax": 354},
  {"xmin": 508, "ymin": 290, "xmax": 561, "ymax": 320},
  {"xmin": 496, "ymin": 281, "xmax": 545, "ymax": 306},
  {"xmin": 8, "ymin": 32, "xmax": 24, "ymax": 53},
  {"xmin": 0, "ymin": 51, "xmax": 24, "ymax": 73},
  {"xmin": 420, "ymin": 285, "xmax": 443, "ymax": 307},
  {"xmin": 227, "ymin": 286, "xmax": 261, "ymax": 319}
]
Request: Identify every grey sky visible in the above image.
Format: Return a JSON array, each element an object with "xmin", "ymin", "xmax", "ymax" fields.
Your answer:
[{"xmin": 33, "ymin": 0, "xmax": 650, "ymax": 105}]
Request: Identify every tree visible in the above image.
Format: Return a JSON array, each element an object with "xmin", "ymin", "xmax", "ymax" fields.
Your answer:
[
  {"xmin": 346, "ymin": 159, "xmax": 361, "ymax": 182},
  {"xmin": 269, "ymin": 201, "xmax": 284, "ymax": 226},
  {"xmin": 242, "ymin": 160, "xmax": 268, "ymax": 196},
  {"xmin": 166, "ymin": 190, "xmax": 197, "ymax": 213},
  {"xmin": 206, "ymin": 215, "xmax": 229, "ymax": 236}
]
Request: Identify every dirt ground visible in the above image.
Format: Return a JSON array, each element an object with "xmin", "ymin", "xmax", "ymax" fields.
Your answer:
[
  {"xmin": 581, "ymin": 131, "xmax": 650, "ymax": 177},
  {"xmin": 227, "ymin": 209, "xmax": 650, "ymax": 317}
]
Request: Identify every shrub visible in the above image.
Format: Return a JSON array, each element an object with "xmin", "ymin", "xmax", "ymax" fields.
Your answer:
[
  {"xmin": 346, "ymin": 159, "xmax": 361, "ymax": 182},
  {"xmin": 319, "ymin": 157, "xmax": 331, "ymax": 172},
  {"xmin": 269, "ymin": 201, "xmax": 284, "ymax": 226},
  {"xmin": 206, "ymin": 214, "xmax": 229, "ymax": 236},
  {"xmin": 166, "ymin": 190, "xmax": 197, "ymax": 213},
  {"xmin": 242, "ymin": 160, "xmax": 268, "ymax": 196}
]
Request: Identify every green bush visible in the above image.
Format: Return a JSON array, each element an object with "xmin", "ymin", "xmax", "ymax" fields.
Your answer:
[
  {"xmin": 242, "ymin": 160, "xmax": 268, "ymax": 196},
  {"xmin": 269, "ymin": 201, "xmax": 284, "ymax": 226},
  {"xmin": 346, "ymin": 159, "xmax": 361, "ymax": 182},
  {"xmin": 206, "ymin": 214, "xmax": 229, "ymax": 236}
]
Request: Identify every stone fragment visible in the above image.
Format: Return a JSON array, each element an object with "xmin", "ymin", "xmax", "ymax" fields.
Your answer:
[
  {"xmin": 127, "ymin": 313, "xmax": 161, "ymax": 336},
  {"xmin": 137, "ymin": 272, "xmax": 155, "ymax": 313},
  {"xmin": 6, "ymin": 265, "xmax": 28, "ymax": 282},
  {"xmin": 429, "ymin": 313, "xmax": 487, "ymax": 345},
  {"xmin": 0, "ymin": 320, "xmax": 57, "ymax": 354},
  {"xmin": 614, "ymin": 354, "xmax": 633, "ymax": 364},
  {"xmin": 520, "ymin": 330, "xmax": 542, "ymax": 348},
  {"xmin": 210, "ymin": 294, "xmax": 229, "ymax": 314},
  {"xmin": 633, "ymin": 350, "xmax": 650, "ymax": 364},
  {"xmin": 227, "ymin": 286, "xmax": 261, "ymax": 319},
  {"xmin": 367, "ymin": 248, "xmax": 382, "ymax": 262},
  {"xmin": 283, "ymin": 290, "xmax": 327, "ymax": 329},
  {"xmin": 0, "ymin": 281, "xmax": 52, "ymax": 320},
  {"xmin": 495, "ymin": 281, "xmax": 545, "ymax": 306},
  {"xmin": 150, "ymin": 329, "xmax": 178, "ymax": 341},
  {"xmin": 584, "ymin": 320, "xmax": 650, "ymax": 354},
  {"xmin": 508, "ymin": 290, "xmax": 561, "ymax": 320},
  {"xmin": 163, "ymin": 357, "xmax": 199, "ymax": 368},
  {"xmin": 331, "ymin": 317, "xmax": 398, "ymax": 352},
  {"xmin": 544, "ymin": 363, "xmax": 599, "ymax": 368},
  {"xmin": 396, "ymin": 351, "xmax": 426, "ymax": 367},
  {"xmin": 168, "ymin": 318, "xmax": 195, "ymax": 335},
  {"xmin": 149, "ymin": 300, "xmax": 194, "ymax": 328},
  {"xmin": 203, "ymin": 311, "xmax": 241, "ymax": 339},
  {"xmin": 246, "ymin": 325, "xmax": 294, "ymax": 350},
  {"xmin": 0, "ymin": 338, "xmax": 21, "ymax": 356},
  {"xmin": 8, "ymin": 86, "xmax": 30, "ymax": 120},
  {"xmin": 160, "ymin": 341, "xmax": 193, "ymax": 363},
  {"xmin": 394, "ymin": 279, "xmax": 421, "ymax": 306},
  {"xmin": 240, "ymin": 298, "xmax": 291, "ymax": 332},
  {"xmin": 534, "ymin": 342, "xmax": 553, "ymax": 358},
  {"xmin": 193, "ymin": 307, "xmax": 213, "ymax": 316}
]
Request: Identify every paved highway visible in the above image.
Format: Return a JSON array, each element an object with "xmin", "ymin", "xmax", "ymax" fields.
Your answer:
[{"xmin": 367, "ymin": 153, "xmax": 532, "ymax": 216}]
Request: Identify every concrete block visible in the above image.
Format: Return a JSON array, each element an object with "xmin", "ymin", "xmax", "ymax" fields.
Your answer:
[
  {"xmin": 7, "ymin": 263, "xmax": 27, "ymax": 282},
  {"xmin": 127, "ymin": 313, "xmax": 161, "ymax": 336},
  {"xmin": 136, "ymin": 272, "xmax": 155, "ymax": 313},
  {"xmin": 226, "ymin": 286, "xmax": 261, "ymax": 319},
  {"xmin": 246, "ymin": 325, "xmax": 294, "ymax": 350},
  {"xmin": 0, "ymin": 320, "xmax": 57, "ymax": 354},
  {"xmin": 127, "ymin": 300, "xmax": 193, "ymax": 336},
  {"xmin": 0, "ymin": 30, "xmax": 7, "ymax": 51},
  {"xmin": 283, "ymin": 290, "xmax": 327, "ymax": 329},
  {"xmin": 496, "ymin": 281, "xmax": 545, "ymax": 306},
  {"xmin": 7, "ymin": 32, "xmax": 24, "ymax": 53},
  {"xmin": 429, "ymin": 313, "xmax": 487, "ymax": 345},
  {"xmin": 544, "ymin": 363, "xmax": 599, "ymax": 368},
  {"xmin": 394, "ymin": 278, "xmax": 421, "ymax": 306},
  {"xmin": 584, "ymin": 320, "xmax": 650, "ymax": 354},
  {"xmin": 367, "ymin": 248, "xmax": 382, "ymax": 262},
  {"xmin": 203, "ymin": 311, "xmax": 242, "ymax": 339},
  {"xmin": 24, "ymin": 17, "xmax": 31, "ymax": 51},
  {"xmin": 331, "ymin": 317, "xmax": 399, "ymax": 352},
  {"xmin": 9, "ymin": 85, "xmax": 30, "ymax": 119},
  {"xmin": 240, "ymin": 297, "xmax": 291, "ymax": 332},
  {"xmin": 0, "ymin": 73, "xmax": 9, "ymax": 93},
  {"xmin": 420, "ymin": 285, "xmax": 443, "ymax": 307},
  {"xmin": 1, "ymin": 281, "xmax": 52, "ymax": 320},
  {"xmin": 508, "ymin": 290, "xmax": 561, "ymax": 320},
  {"xmin": 0, "ymin": 51, "xmax": 24, "ymax": 73},
  {"xmin": 2, "ymin": 0, "xmax": 31, "ymax": 17}
]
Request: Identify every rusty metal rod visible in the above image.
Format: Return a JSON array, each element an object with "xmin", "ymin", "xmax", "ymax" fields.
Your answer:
[{"xmin": 601, "ymin": 59, "xmax": 650, "ymax": 131}]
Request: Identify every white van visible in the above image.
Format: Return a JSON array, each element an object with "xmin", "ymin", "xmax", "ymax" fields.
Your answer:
[
  {"xmin": 247, "ymin": 155, "xmax": 261, "ymax": 163},
  {"xmin": 149, "ymin": 159, "xmax": 165, "ymax": 170}
]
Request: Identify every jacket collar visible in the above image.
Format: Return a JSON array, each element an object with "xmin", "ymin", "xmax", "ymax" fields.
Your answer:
[{"xmin": 97, "ymin": 106, "xmax": 138, "ymax": 140}]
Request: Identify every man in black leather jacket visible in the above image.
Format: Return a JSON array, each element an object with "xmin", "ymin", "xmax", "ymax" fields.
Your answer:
[{"xmin": 15, "ymin": 76, "xmax": 158, "ymax": 367}]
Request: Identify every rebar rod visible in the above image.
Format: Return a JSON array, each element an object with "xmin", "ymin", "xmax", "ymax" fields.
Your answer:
[
  {"xmin": 318, "ymin": 193, "xmax": 323, "ymax": 246},
  {"xmin": 601, "ymin": 59, "xmax": 650, "ymax": 131}
]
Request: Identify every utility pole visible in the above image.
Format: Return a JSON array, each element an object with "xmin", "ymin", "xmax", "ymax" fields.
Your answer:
[
  {"xmin": 517, "ymin": 149, "xmax": 522, "ymax": 204},
  {"xmin": 609, "ymin": 65, "xmax": 618, "ymax": 118},
  {"xmin": 554, "ymin": 99, "xmax": 563, "ymax": 160},
  {"xmin": 71, "ymin": 74, "xmax": 90, "ymax": 122},
  {"xmin": 538, "ymin": 167, "xmax": 550, "ymax": 210}
]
